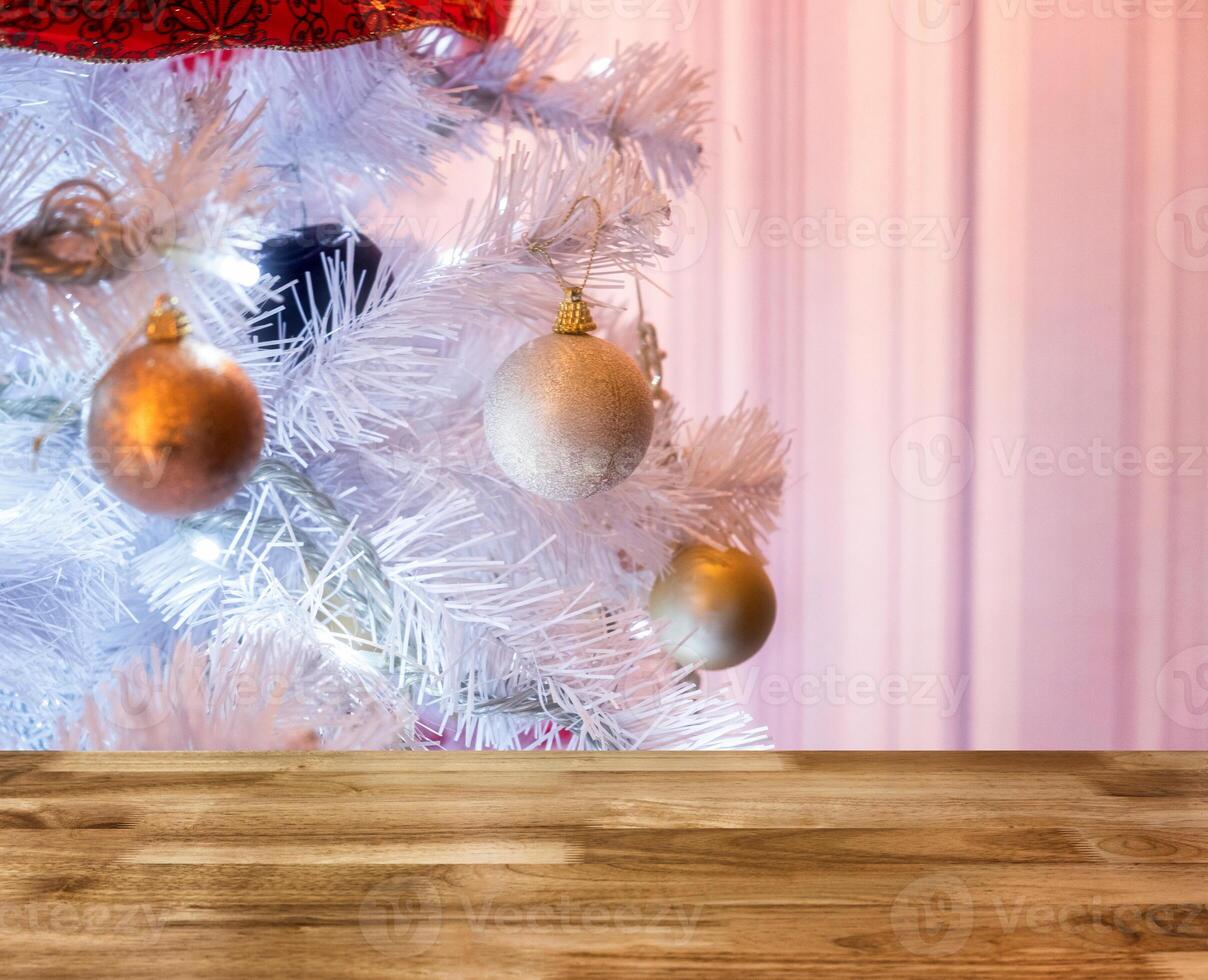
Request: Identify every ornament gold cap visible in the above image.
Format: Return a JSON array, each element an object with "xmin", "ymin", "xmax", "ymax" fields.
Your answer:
[
  {"xmin": 553, "ymin": 287, "xmax": 597, "ymax": 336},
  {"xmin": 145, "ymin": 295, "xmax": 190, "ymax": 343}
]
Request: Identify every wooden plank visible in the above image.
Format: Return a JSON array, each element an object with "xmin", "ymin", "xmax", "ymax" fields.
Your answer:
[{"xmin": 0, "ymin": 753, "xmax": 1204, "ymax": 978}]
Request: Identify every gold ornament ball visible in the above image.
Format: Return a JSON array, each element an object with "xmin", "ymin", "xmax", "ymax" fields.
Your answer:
[
  {"xmin": 484, "ymin": 333, "xmax": 655, "ymax": 500},
  {"xmin": 87, "ymin": 300, "xmax": 265, "ymax": 518},
  {"xmin": 650, "ymin": 546, "xmax": 777, "ymax": 671}
]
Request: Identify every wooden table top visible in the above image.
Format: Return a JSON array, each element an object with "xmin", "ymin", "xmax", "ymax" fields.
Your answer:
[{"xmin": 0, "ymin": 752, "xmax": 1205, "ymax": 978}]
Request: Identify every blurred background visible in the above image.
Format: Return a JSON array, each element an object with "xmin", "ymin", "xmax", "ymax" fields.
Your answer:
[{"xmin": 509, "ymin": 0, "xmax": 1208, "ymax": 749}]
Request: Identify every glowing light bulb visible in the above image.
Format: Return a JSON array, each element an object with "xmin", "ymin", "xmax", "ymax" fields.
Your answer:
[
  {"xmin": 209, "ymin": 254, "xmax": 261, "ymax": 287},
  {"xmin": 191, "ymin": 536, "xmax": 223, "ymax": 563}
]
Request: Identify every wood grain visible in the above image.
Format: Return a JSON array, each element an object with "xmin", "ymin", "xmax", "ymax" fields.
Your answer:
[{"xmin": 0, "ymin": 753, "xmax": 1205, "ymax": 978}]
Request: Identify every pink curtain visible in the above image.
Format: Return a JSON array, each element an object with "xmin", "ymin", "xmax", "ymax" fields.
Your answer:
[{"xmin": 537, "ymin": 0, "xmax": 1208, "ymax": 749}]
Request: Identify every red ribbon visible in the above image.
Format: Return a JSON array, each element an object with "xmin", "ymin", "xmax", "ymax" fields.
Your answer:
[{"xmin": 0, "ymin": 0, "xmax": 511, "ymax": 62}]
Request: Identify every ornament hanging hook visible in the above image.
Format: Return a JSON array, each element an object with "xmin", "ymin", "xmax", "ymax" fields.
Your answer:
[
  {"xmin": 144, "ymin": 294, "xmax": 190, "ymax": 343},
  {"xmin": 634, "ymin": 277, "xmax": 670, "ymax": 404}
]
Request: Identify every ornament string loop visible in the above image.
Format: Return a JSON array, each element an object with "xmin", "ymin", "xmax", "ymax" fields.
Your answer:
[
  {"xmin": 526, "ymin": 195, "xmax": 605, "ymax": 336},
  {"xmin": 2, "ymin": 180, "xmax": 132, "ymax": 287}
]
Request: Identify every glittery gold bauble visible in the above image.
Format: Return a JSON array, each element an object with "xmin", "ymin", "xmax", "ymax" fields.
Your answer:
[
  {"xmin": 87, "ymin": 296, "xmax": 265, "ymax": 517},
  {"xmin": 484, "ymin": 330, "xmax": 655, "ymax": 501},
  {"xmin": 650, "ymin": 546, "xmax": 777, "ymax": 670}
]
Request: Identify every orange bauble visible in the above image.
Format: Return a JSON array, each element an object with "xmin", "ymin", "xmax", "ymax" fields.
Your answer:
[{"xmin": 87, "ymin": 297, "xmax": 264, "ymax": 518}]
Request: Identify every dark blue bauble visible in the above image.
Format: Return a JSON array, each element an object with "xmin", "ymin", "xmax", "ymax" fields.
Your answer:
[{"xmin": 251, "ymin": 224, "xmax": 384, "ymax": 357}]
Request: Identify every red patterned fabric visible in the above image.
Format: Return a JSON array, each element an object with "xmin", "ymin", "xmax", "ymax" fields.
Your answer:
[{"xmin": 0, "ymin": 0, "xmax": 510, "ymax": 62}]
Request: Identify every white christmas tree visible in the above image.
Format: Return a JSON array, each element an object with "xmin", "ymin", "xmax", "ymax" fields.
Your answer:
[{"xmin": 0, "ymin": 6, "xmax": 787, "ymax": 750}]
